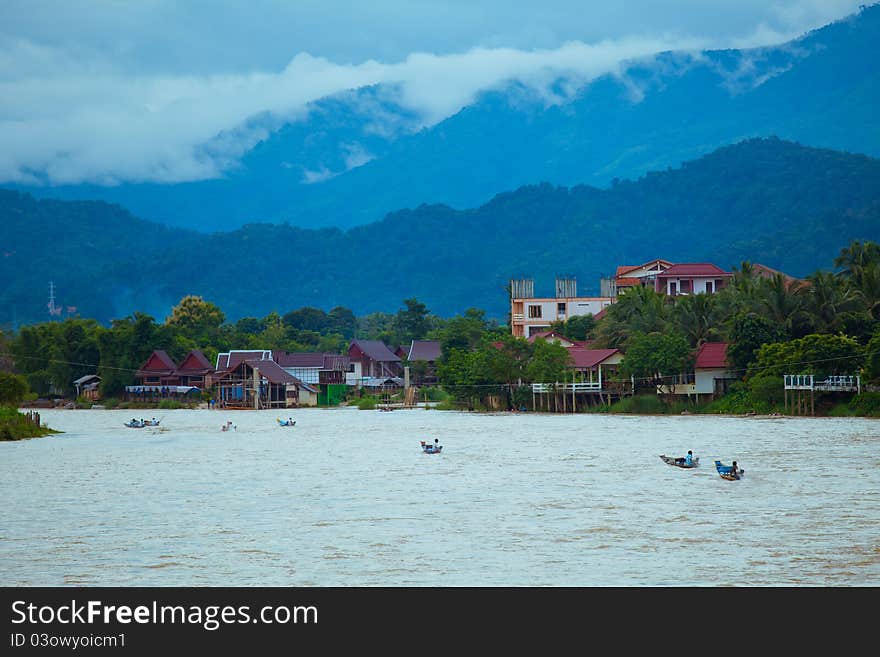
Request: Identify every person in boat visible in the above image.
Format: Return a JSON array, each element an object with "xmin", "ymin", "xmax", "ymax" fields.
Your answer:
[
  {"xmin": 288, "ymin": 418, "xmax": 294, "ymax": 426},
  {"xmin": 674, "ymin": 450, "xmax": 693, "ymax": 466},
  {"xmin": 731, "ymin": 460, "xmax": 739, "ymax": 477},
  {"xmin": 433, "ymin": 439, "xmax": 440, "ymax": 451}
]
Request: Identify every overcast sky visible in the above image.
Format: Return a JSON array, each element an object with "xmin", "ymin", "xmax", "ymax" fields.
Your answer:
[{"xmin": 0, "ymin": 0, "xmax": 866, "ymax": 185}]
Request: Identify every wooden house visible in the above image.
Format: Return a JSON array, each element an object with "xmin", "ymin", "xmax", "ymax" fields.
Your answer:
[
  {"xmin": 214, "ymin": 358, "xmax": 318, "ymax": 408},
  {"xmin": 175, "ymin": 349, "xmax": 215, "ymax": 388},
  {"xmin": 135, "ymin": 350, "xmax": 179, "ymax": 387},
  {"xmin": 402, "ymin": 340, "xmax": 442, "ymax": 385},
  {"xmin": 347, "ymin": 340, "xmax": 402, "ymax": 385}
]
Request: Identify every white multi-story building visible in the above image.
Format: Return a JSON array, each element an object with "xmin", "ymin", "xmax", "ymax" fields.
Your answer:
[{"xmin": 510, "ymin": 278, "xmax": 613, "ymax": 338}]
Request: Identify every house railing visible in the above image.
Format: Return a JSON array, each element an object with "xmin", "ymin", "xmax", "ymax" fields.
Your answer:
[
  {"xmin": 532, "ymin": 380, "xmax": 633, "ymax": 394},
  {"xmin": 783, "ymin": 374, "xmax": 860, "ymax": 392}
]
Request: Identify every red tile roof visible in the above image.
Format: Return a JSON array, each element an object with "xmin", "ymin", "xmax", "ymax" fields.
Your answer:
[
  {"xmin": 615, "ymin": 277, "xmax": 642, "ymax": 287},
  {"xmin": 658, "ymin": 263, "xmax": 732, "ymax": 277},
  {"xmin": 567, "ymin": 348, "xmax": 620, "ymax": 369},
  {"xmin": 695, "ymin": 342, "xmax": 729, "ymax": 369}
]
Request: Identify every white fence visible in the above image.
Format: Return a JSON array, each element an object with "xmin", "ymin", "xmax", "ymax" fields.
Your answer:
[{"xmin": 783, "ymin": 375, "xmax": 860, "ymax": 392}]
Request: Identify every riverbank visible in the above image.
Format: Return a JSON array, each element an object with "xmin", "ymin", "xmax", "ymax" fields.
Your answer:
[{"xmin": 0, "ymin": 407, "xmax": 61, "ymax": 441}]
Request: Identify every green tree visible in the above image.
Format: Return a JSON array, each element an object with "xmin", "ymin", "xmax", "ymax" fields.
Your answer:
[
  {"xmin": 620, "ymin": 331, "xmax": 693, "ymax": 386},
  {"xmin": 0, "ymin": 372, "xmax": 28, "ymax": 405},
  {"xmin": 726, "ymin": 313, "xmax": 787, "ymax": 373},
  {"xmin": 834, "ymin": 240, "xmax": 880, "ymax": 287},
  {"xmin": 750, "ymin": 334, "xmax": 865, "ymax": 378},
  {"xmin": 799, "ymin": 270, "xmax": 861, "ymax": 334},
  {"xmin": 595, "ymin": 286, "xmax": 669, "ymax": 348},
  {"xmin": 434, "ymin": 308, "xmax": 498, "ymax": 355},
  {"xmin": 524, "ymin": 339, "xmax": 572, "ymax": 383},
  {"xmin": 167, "ymin": 296, "xmax": 225, "ymax": 333},
  {"xmin": 328, "ymin": 306, "xmax": 358, "ymax": 339},
  {"xmin": 671, "ymin": 293, "xmax": 719, "ymax": 347},
  {"xmin": 393, "ymin": 298, "xmax": 433, "ymax": 344},
  {"xmin": 282, "ymin": 306, "xmax": 330, "ymax": 333},
  {"xmin": 549, "ymin": 314, "xmax": 595, "ymax": 341}
]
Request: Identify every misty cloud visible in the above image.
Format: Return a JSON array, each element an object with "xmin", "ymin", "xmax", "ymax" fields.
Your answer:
[{"xmin": 0, "ymin": 0, "xmax": 866, "ymax": 186}]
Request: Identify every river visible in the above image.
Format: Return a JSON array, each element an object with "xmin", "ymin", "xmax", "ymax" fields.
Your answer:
[{"xmin": 1, "ymin": 408, "xmax": 878, "ymax": 586}]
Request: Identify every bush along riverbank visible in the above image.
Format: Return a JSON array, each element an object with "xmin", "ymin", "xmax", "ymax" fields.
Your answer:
[
  {"xmin": 582, "ymin": 387, "xmax": 880, "ymax": 417},
  {"xmin": 0, "ymin": 407, "xmax": 61, "ymax": 441}
]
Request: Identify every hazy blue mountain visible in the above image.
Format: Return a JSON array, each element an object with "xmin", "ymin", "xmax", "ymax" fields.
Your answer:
[
  {"xmin": 12, "ymin": 5, "xmax": 880, "ymax": 233},
  {"xmin": 3, "ymin": 138, "xmax": 879, "ymax": 327}
]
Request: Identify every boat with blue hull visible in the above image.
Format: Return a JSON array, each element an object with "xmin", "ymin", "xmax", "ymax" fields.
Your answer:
[{"xmin": 715, "ymin": 460, "xmax": 744, "ymax": 480}]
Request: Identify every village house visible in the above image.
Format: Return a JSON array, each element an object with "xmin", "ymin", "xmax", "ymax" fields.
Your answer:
[
  {"xmin": 657, "ymin": 342, "xmax": 737, "ymax": 400},
  {"xmin": 400, "ymin": 339, "xmax": 442, "ymax": 385},
  {"xmin": 347, "ymin": 340, "xmax": 402, "ymax": 387},
  {"xmin": 213, "ymin": 356, "xmax": 318, "ymax": 408},
  {"xmin": 273, "ymin": 351, "xmax": 350, "ymax": 406},
  {"xmin": 567, "ymin": 347, "xmax": 625, "ymax": 386},
  {"xmin": 527, "ymin": 331, "xmax": 591, "ymax": 347},
  {"xmin": 73, "ymin": 374, "xmax": 101, "ymax": 401},
  {"xmin": 273, "ymin": 351, "xmax": 350, "ymax": 386},
  {"xmin": 128, "ymin": 350, "xmax": 205, "ymax": 400},
  {"xmin": 601, "ymin": 259, "xmax": 674, "ymax": 297},
  {"xmin": 509, "ymin": 277, "xmax": 613, "ymax": 338},
  {"xmin": 654, "ymin": 263, "xmax": 733, "ymax": 296},
  {"xmin": 135, "ymin": 350, "xmax": 179, "ymax": 387},
  {"xmin": 175, "ymin": 349, "xmax": 215, "ymax": 388}
]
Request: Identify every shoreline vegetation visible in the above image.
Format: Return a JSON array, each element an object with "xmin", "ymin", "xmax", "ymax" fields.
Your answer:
[
  {"xmin": 4, "ymin": 241, "xmax": 880, "ymax": 427},
  {"xmin": 0, "ymin": 407, "xmax": 61, "ymax": 441},
  {"xmin": 18, "ymin": 390, "xmax": 880, "ymax": 419}
]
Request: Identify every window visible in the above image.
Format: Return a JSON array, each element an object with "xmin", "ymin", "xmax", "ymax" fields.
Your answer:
[
  {"xmin": 528, "ymin": 305, "xmax": 542, "ymax": 318},
  {"xmin": 680, "ymin": 279, "xmax": 691, "ymax": 293},
  {"xmin": 557, "ymin": 302, "xmax": 566, "ymax": 315},
  {"xmin": 705, "ymin": 281, "xmax": 713, "ymax": 294},
  {"xmin": 669, "ymin": 282, "xmax": 677, "ymax": 295}
]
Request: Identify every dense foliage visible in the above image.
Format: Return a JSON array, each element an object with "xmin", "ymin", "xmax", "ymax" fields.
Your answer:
[{"xmin": 4, "ymin": 240, "xmax": 880, "ymax": 413}]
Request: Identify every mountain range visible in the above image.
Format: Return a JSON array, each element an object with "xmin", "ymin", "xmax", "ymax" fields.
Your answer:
[
  {"xmin": 10, "ymin": 4, "xmax": 880, "ymax": 233},
  {"xmin": 2, "ymin": 137, "xmax": 879, "ymax": 327}
]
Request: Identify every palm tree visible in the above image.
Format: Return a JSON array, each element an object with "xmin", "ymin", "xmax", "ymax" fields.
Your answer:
[
  {"xmin": 594, "ymin": 285, "xmax": 669, "ymax": 348},
  {"xmin": 854, "ymin": 264, "xmax": 880, "ymax": 320},
  {"xmin": 757, "ymin": 273, "xmax": 803, "ymax": 334},
  {"xmin": 799, "ymin": 270, "xmax": 861, "ymax": 333},
  {"xmin": 671, "ymin": 293, "xmax": 719, "ymax": 347},
  {"xmin": 834, "ymin": 240, "xmax": 880, "ymax": 287}
]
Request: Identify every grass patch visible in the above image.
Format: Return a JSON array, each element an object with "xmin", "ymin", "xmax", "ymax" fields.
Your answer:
[{"xmin": 0, "ymin": 406, "xmax": 61, "ymax": 441}]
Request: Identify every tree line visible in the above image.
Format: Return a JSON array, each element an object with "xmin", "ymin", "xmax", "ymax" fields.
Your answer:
[{"xmin": 2, "ymin": 241, "xmax": 880, "ymax": 408}]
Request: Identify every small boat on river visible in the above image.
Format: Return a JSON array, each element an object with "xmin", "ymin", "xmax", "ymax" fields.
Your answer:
[
  {"xmin": 715, "ymin": 460, "xmax": 744, "ymax": 480},
  {"xmin": 420, "ymin": 440, "xmax": 443, "ymax": 454},
  {"xmin": 659, "ymin": 454, "xmax": 699, "ymax": 469},
  {"xmin": 277, "ymin": 418, "xmax": 296, "ymax": 427}
]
